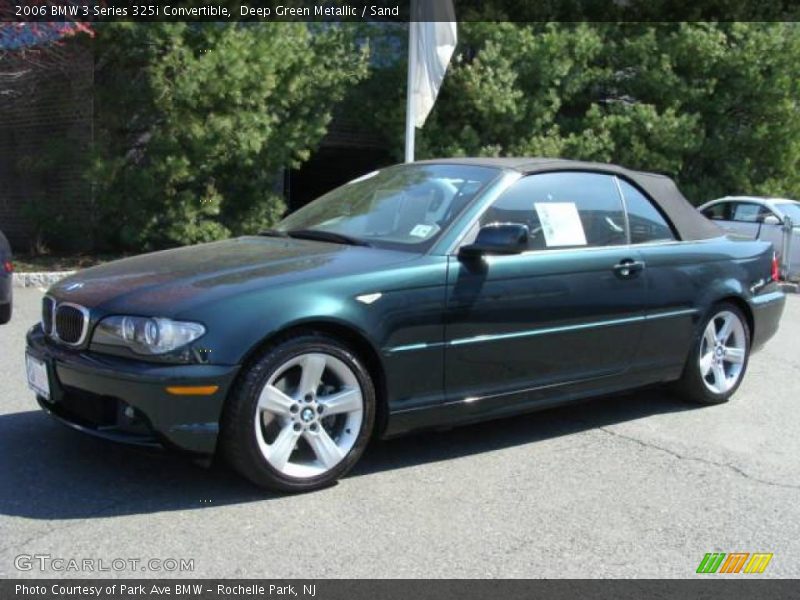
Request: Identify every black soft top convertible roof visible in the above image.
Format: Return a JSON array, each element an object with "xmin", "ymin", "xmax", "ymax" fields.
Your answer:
[{"xmin": 418, "ymin": 157, "xmax": 722, "ymax": 241}]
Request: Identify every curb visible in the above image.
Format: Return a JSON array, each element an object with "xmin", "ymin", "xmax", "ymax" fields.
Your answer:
[
  {"xmin": 13, "ymin": 271, "xmax": 76, "ymax": 289},
  {"xmin": 780, "ymin": 282, "xmax": 799, "ymax": 294}
]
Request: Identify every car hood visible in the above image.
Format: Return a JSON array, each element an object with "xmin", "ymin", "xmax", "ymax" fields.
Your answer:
[{"xmin": 48, "ymin": 236, "xmax": 416, "ymax": 316}]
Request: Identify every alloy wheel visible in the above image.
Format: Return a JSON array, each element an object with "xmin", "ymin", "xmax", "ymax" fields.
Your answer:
[
  {"xmin": 698, "ymin": 310, "xmax": 747, "ymax": 395},
  {"xmin": 254, "ymin": 352, "xmax": 364, "ymax": 479}
]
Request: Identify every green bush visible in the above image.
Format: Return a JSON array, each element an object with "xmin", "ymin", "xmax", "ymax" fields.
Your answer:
[
  {"xmin": 364, "ymin": 22, "xmax": 800, "ymax": 204},
  {"xmin": 90, "ymin": 23, "xmax": 368, "ymax": 251}
]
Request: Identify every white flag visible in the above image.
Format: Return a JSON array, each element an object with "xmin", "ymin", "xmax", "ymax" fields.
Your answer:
[{"xmin": 409, "ymin": 1, "xmax": 457, "ymax": 128}]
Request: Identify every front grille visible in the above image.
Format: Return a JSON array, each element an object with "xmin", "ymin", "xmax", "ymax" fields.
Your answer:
[
  {"xmin": 54, "ymin": 304, "xmax": 88, "ymax": 345},
  {"xmin": 42, "ymin": 296, "xmax": 55, "ymax": 335}
]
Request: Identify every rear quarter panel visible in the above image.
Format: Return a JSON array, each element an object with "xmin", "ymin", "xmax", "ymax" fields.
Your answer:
[{"xmin": 636, "ymin": 236, "xmax": 782, "ymax": 377}]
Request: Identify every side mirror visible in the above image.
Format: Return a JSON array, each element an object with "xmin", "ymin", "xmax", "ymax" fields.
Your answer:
[
  {"xmin": 762, "ymin": 214, "xmax": 782, "ymax": 226},
  {"xmin": 459, "ymin": 223, "xmax": 529, "ymax": 258}
]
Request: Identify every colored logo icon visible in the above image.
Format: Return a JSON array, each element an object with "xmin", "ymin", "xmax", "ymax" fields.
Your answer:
[{"xmin": 696, "ymin": 553, "xmax": 773, "ymax": 574}]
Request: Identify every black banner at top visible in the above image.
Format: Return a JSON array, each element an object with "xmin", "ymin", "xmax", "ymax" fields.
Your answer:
[{"xmin": 1, "ymin": 0, "xmax": 800, "ymax": 22}]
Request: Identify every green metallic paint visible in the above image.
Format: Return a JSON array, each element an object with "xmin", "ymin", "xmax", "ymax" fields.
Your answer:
[{"xmin": 389, "ymin": 307, "xmax": 698, "ymax": 352}]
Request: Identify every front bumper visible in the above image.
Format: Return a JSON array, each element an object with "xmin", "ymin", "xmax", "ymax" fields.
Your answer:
[{"xmin": 26, "ymin": 325, "xmax": 240, "ymax": 455}]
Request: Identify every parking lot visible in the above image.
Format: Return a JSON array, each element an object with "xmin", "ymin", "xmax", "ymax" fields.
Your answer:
[{"xmin": 1, "ymin": 287, "xmax": 799, "ymax": 578}]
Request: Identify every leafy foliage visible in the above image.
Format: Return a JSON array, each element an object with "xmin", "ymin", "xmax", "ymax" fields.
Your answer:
[
  {"xmin": 90, "ymin": 23, "xmax": 368, "ymax": 250},
  {"xmin": 10, "ymin": 21, "xmax": 800, "ymax": 252},
  {"xmin": 364, "ymin": 22, "xmax": 800, "ymax": 203}
]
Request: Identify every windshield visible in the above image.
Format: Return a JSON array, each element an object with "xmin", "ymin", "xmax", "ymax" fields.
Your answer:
[
  {"xmin": 774, "ymin": 201, "xmax": 800, "ymax": 224},
  {"xmin": 276, "ymin": 164, "xmax": 501, "ymax": 251}
]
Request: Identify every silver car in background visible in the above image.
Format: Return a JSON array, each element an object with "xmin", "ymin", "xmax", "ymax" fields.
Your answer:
[{"xmin": 698, "ymin": 196, "xmax": 800, "ymax": 281}]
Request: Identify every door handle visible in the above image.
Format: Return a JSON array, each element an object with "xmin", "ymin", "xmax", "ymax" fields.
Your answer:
[{"xmin": 613, "ymin": 259, "xmax": 645, "ymax": 278}]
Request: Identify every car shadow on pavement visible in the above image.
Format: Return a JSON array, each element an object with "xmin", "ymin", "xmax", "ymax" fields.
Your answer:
[
  {"xmin": 0, "ymin": 387, "xmax": 702, "ymax": 520},
  {"xmin": 352, "ymin": 387, "xmax": 702, "ymax": 477}
]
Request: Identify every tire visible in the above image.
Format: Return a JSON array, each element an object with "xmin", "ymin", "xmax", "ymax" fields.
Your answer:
[
  {"xmin": 220, "ymin": 332, "xmax": 376, "ymax": 493},
  {"xmin": 0, "ymin": 302, "xmax": 10, "ymax": 325},
  {"xmin": 675, "ymin": 302, "xmax": 751, "ymax": 405}
]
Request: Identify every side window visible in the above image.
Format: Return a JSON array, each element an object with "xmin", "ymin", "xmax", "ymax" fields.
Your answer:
[
  {"xmin": 618, "ymin": 179, "xmax": 677, "ymax": 244},
  {"xmin": 730, "ymin": 202, "xmax": 773, "ymax": 223},
  {"xmin": 730, "ymin": 202, "xmax": 764, "ymax": 223},
  {"xmin": 702, "ymin": 203, "xmax": 730, "ymax": 221},
  {"xmin": 479, "ymin": 172, "xmax": 627, "ymax": 250}
]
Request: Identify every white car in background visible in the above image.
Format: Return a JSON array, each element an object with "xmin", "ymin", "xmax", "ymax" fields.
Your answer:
[{"xmin": 698, "ymin": 196, "xmax": 800, "ymax": 281}]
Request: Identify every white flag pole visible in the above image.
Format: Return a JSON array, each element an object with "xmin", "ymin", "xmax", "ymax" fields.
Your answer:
[
  {"xmin": 404, "ymin": 16, "xmax": 418, "ymax": 163},
  {"xmin": 404, "ymin": 0, "xmax": 456, "ymax": 163}
]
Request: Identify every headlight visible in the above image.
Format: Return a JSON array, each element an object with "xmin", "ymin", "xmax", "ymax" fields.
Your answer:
[{"xmin": 93, "ymin": 316, "xmax": 206, "ymax": 355}]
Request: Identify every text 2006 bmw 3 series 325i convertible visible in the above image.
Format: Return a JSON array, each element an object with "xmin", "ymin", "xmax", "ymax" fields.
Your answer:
[{"xmin": 26, "ymin": 158, "xmax": 786, "ymax": 492}]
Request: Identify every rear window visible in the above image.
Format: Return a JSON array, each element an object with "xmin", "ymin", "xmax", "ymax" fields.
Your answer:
[
  {"xmin": 702, "ymin": 203, "xmax": 730, "ymax": 221},
  {"xmin": 617, "ymin": 180, "xmax": 677, "ymax": 244}
]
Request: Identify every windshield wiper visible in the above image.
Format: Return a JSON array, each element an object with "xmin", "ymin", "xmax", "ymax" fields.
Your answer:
[{"xmin": 286, "ymin": 229, "xmax": 371, "ymax": 247}]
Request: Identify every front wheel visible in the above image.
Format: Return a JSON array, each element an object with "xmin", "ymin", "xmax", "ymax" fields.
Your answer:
[
  {"xmin": 676, "ymin": 302, "xmax": 750, "ymax": 405},
  {"xmin": 221, "ymin": 333, "xmax": 375, "ymax": 493}
]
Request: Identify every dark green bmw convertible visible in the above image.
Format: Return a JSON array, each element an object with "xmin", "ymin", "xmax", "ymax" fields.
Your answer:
[{"xmin": 26, "ymin": 158, "xmax": 786, "ymax": 492}]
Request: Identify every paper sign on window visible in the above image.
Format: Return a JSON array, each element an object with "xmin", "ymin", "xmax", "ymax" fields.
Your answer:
[
  {"xmin": 409, "ymin": 224, "xmax": 434, "ymax": 238},
  {"xmin": 534, "ymin": 202, "xmax": 587, "ymax": 247}
]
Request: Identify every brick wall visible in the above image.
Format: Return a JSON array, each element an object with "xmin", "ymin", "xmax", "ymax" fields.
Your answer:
[
  {"xmin": 0, "ymin": 42, "xmax": 94, "ymax": 253},
  {"xmin": 0, "ymin": 41, "xmax": 389, "ymax": 254}
]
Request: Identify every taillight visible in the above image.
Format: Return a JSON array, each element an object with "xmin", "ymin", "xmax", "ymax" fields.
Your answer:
[
  {"xmin": 2, "ymin": 261, "xmax": 12, "ymax": 274},
  {"xmin": 771, "ymin": 252, "xmax": 780, "ymax": 282}
]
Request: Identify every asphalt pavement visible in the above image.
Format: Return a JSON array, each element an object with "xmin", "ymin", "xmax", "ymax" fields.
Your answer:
[{"xmin": 1, "ymin": 288, "xmax": 798, "ymax": 578}]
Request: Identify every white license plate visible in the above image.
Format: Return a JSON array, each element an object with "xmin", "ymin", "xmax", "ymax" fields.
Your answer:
[{"xmin": 25, "ymin": 353, "xmax": 50, "ymax": 400}]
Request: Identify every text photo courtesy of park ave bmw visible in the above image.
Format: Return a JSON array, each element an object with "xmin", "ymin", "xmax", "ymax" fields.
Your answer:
[
  {"xmin": 14, "ymin": 584, "xmax": 317, "ymax": 597},
  {"xmin": 1, "ymin": 0, "xmax": 800, "ymax": 594}
]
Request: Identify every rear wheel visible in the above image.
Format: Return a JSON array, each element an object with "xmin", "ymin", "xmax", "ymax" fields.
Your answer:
[
  {"xmin": 221, "ymin": 333, "xmax": 375, "ymax": 492},
  {"xmin": 676, "ymin": 302, "xmax": 750, "ymax": 404}
]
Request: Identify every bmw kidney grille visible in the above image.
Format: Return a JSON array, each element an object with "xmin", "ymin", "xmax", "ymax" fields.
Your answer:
[{"xmin": 43, "ymin": 297, "xmax": 89, "ymax": 346}]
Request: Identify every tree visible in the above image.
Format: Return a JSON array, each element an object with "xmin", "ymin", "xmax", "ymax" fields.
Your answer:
[
  {"xmin": 90, "ymin": 22, "xmax": 368, "ymax": 250},
  {"xmin": 364, "ymin": 22, "xmax": 800, "ymax": 203}
]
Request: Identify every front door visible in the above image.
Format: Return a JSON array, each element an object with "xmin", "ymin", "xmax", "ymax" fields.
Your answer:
[{"xmin": 444, "ymin": 171, "xmax": 648, "ymax": 406}]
